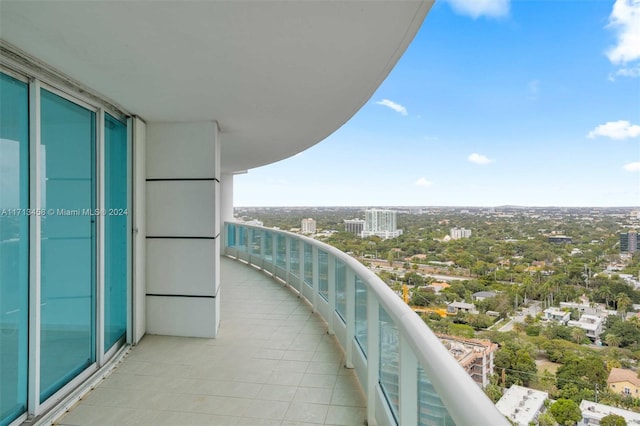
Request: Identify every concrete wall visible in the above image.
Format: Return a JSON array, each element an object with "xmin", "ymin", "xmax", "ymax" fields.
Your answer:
[{"xmin": 144, "ymin": 121, "xmax": 220, "ymax": 338}]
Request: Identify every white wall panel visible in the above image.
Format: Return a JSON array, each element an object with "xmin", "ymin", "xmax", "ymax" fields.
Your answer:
[
  {"xmin": 146, "ymin": 239, "xmax": 216, "ymax": 296},
  {"xmin": 146, "ymin": 180, "xmax": 216, "ymax": 237},
  {"xmin": 146, "ymin": 122, "xmax": 217, "ymax": 179},
  {"xmin": 146, "ymin": 296, "xmax": 216, "ymax": 338}
]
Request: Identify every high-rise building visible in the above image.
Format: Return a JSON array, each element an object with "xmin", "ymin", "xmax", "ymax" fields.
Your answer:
[
  {"xmin": 344, "ymin": 218, "xmax": 365, "ymax": 235},
  {"xmin": 301, "ymin": 218, "xmax": 316, "ymax": 234},
  {"xmin": 361, "ymin": 209, "xmax": 403, "ymax": 239},
  {"xmin": 621, "ymin": 230, "xmax": 638, "ymax": 253},
  {"xmin": 450, "ymin": 227, "xmax": 472, "ymax": 240}
]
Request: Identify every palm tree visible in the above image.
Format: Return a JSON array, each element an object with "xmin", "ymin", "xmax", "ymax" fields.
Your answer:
[
  {"xmin": 605, "ymin": 333, "xmax": 621, "ymax": 348},
  {"xmin": 616, "ymin": 293, "xmax": 632, "ymax": 318},
  {"xmin": 571, "ymin": 327, "xmax": 586, "ymax": 344}
]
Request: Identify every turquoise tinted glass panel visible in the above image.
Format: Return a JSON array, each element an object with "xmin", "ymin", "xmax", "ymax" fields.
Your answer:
[
  {"xmin": 0, "ymin": 73, "xmax": 29, "ymax": 426},
  {"xmin": 40, "ymin": 89, "xmax": 96, "ymax": 402},
  {"xmin": 226, "ymin": 223, "xmax": 236, "ymax": 248},
  {"xmin": 418, "ymin": 367, "xmax": 455, "ymax": 426},
  {"xmin": 355, "ymin": 277, "xmax": 367, "ymax": 356},
  {"xmin": 318, "ymin": 250, "xmax": 328, "ymax": 301},
  {"xmin": 263, "ymin": 232, "xmax": 272, "ymax": 262},
  {"xmin": 104, "ymin": 113, "xmax": 128, "ymax": 351},
  {"xmin": 303, "ymin": 243, "xmax": 312, "ymax": 287},
  {"xmin": 289, "ymin": 238, "xmax": 300, "ymax": 279},
  {"xmin": 379, "ymin": 308, "xmax": 399, "ymax": 421},
  {"xmin": 276, "ymin": 234, "xmax": 286, "ymax": 268}
]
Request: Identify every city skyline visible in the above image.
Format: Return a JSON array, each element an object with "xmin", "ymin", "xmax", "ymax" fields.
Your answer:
[{"xmin": 235, "ymin": 0, "xmax": 640, "ymax": 208}]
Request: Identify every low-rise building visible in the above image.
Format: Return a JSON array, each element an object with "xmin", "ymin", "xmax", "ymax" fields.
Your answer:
[
  {"xmin": 472, "ymin": 291, "xmax": 497, "ymax": 302},
  {"xmin": 447, "ymin": 301, "xmax": 477, "ymax": 314},
  {"xmin": 543, "ymin": 307, "xmax": 571, "ymax": 325},
  {"xmin": 579, "ymin": 400, "xmax": 640, "ymax": 425},
  {"xmin": 437, "ymin": 334, "xmax": 497, "ymax": 388},
  {"xmin": 607, "ymin": 368, "xmax": 640, "ymax": 398},
  {"xmin": 568, "ymin": 314, "xmax": 604, "ymax": 341},
  {"xmin": 495, "ymin": 385, "xmax": 548, "ymax": 426}
]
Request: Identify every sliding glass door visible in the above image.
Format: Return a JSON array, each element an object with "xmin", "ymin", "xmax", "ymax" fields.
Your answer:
[
  {"xmin": 104, "ymin": 113, "xmax": 128, "ymax": 351},
  {"xmin": 39, "ymin": 88, "xmax": 96, "ymax": 402},
  {"xmin": 0, "ymin": 73, "xmax": 29, "ymax": 426}
]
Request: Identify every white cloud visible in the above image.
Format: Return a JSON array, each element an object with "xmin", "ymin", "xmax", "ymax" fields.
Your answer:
[
  {"xmin": 528, "ymin": 79, "xmax": 540, "ymax": 100},
  {"xmin": 376, "ymin": 99, "xmax": 408, "ymax": 116},
  {"xmin": 445, "ymin": 0, "xmax": 510, "ymax": 19},
  {"xmin": 609, "ymin": 65, "xmax": 640, "ymax": 81},
  {"xmin": 623, "ymin": 162, "xmax": 640, "ymax": 172},
  {"xmin": 468, "ymin": 153, "xmax": 494, "ymax": 165},
  {"xmin": 587, "ymin": 120, "xmax": 640, "ymax": 140},
  {"xmin": 415, "ymin": 177, "xmax": 433, "ymax": 187},
  {"xmin": 606, "ymin": 0, "xmax": 640, "ymax": 65}
]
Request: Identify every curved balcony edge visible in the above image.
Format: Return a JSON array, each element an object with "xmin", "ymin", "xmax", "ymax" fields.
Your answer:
[{"xmin": 223, "ymin": 222, "xmax": 508, "ymax": 426}]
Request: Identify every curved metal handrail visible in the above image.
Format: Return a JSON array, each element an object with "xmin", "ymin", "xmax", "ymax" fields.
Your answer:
[{"xmin": 224, "ymin": 222, "xmax": 508, "ymax": 426}]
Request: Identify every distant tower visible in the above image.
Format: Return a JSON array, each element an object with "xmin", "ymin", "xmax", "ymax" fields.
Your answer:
[
  {"xmin": 450, "ymin": 227, "xmax": 472, "ymax": 240},
  {"xmin": 620, "ymin": 230, "xmax": 638, "ymax": 253},
  {"xmin": 361, "ymin": 209, "xmax": 402, "ymax": 239},
  {"xmin": 344, "ymin": 219, "xmax": 365, "ymax": 235},
  {"xmin": 301, "ymin": 218, "xmax": 316, "ymax": 234}
]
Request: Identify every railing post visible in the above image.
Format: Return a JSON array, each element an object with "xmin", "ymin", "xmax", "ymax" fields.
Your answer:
[
  {"xmin": 285, "ymin": 236, "xmax": 291, "ymax": 286},
  {"xmin": 312, "ymin": 246, "xmax": 319, "ymax": 313},
  {"xmin": 399, "ymin": 332, "xmax": 418, "ymax": 425},
  {"xmin": 345, "ymin": 268, "xmax": 355, "ymax": 369},
  {"xmin": 327, "ymin": 255, "xmax": 336, "ymax": 335},
  {"xmin": 366, "ymin": 291, "xmax": 379, "ymax": 425},
  {"xmin": 271, "ymin": 232, "xmax": 277, "ymax": 275},
  {"xmin": 298, "ymin": 241, "xmax": 304, "ymax": 297}
]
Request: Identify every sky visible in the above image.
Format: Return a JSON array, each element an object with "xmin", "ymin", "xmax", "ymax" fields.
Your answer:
[{"xmin": 235, "ymin": 0, "xmax": 640, "ymax": 208}]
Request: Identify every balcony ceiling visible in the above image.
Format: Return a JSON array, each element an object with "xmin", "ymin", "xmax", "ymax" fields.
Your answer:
[{"xmin": 1, "ymin": 1, "xmax": 432, "ymax": 173}]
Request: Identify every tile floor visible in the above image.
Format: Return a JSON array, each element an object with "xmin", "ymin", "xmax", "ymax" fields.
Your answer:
[{"xmin": 55, "ymin": 257, "xmax": 367, "ymax": 426}]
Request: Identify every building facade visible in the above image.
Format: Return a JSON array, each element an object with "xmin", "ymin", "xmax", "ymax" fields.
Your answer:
[
  {"xmin": 449, "ymin": 227, "xmax": 471, "ymax": 240},
  {"xmin": 620, "ymin": 231, "xmax": 638, "ymax": 254},
  {"xmin": 344, "ymin": 218, "xmax": 365, "ymax": 235},
  {"xmin": 361, "ymin": 209, "xmax": 403, "ymax": 239},
  {"xmin": 301, "ymin": 218, "xmax": 316, "ymax": 234},
  {"xmin": 437, "ymin": 334, "xmax": 497, "ymax": 388}
]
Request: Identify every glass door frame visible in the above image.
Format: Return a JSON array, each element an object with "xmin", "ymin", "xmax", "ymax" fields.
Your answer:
[{"xmin": 0, "ymin": 60, "xmax": 133, "ymax": 420}]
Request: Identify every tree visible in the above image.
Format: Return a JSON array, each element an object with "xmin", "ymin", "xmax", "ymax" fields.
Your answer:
[
  {"xmin": 570, "ymin": 327, "xmax": 587, "ymax": 344},
  {"xmin": 550, "ymin": 399, "xmax": 582, "ymax": 426},
  {"xmin": 600, "ymin": 414, "xmax": 627, "ymax": 426},
  {"xmin": 605, "ymin": 333, "xmax": 622, "ymax": 348},
  {"xmin": 617, "ymin": 292, "xmax": 632, "ymax": 318}
]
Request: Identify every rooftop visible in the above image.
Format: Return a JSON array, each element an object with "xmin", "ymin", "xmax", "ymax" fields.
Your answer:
[
  {"xmin": 495, "ymin": 385, "xmax": 548, "ymax": 426},
  {"xmin": 608, "ymin": 368, "xmax": 640, "ymax": 388}
]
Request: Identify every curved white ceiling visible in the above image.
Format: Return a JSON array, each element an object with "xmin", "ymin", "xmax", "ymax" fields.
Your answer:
[{"xmin": 1, "ymin": 1, "xmax": 432, "ymax": 173}]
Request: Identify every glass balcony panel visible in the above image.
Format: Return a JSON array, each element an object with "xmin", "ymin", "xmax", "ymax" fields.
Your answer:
[
  {"xmin": 355, "ymin": 277, "xmax": 367, "ymax": 356},
  {"xmin": 263, "ymin": 231, "xmax": 273, "ymax": 262},
  {"xmin": 237, "ymin": 225, "xmax": 247, "ymax": 252},
  {"xmin": 379, "ymin": 307, "xmax": 399, "ymax": 421},
  {"xmin": 249, "ymin": 228, "xmax": 261, "ymax": 255},
  {"xmin": 0, "ymin": 72, "xmax": 29, "ymax": 426},
  {"xmin": 335, "ymin": 259, "xmax": 346, "ymax": 322},
  {"xmin": 289, "ymin": 238, "xmax": 300, "ymax": 278},
  {"xmin": 303, "ymin": 243, "xmax": 313, "ymax": 287},
  {"xmin": 226, "ymin": 223, "xmax": 236, "ymax": 248},
  {"xmin": 275, "ymin": 234, "xmax": 286, "ymax": 269},
  {"xmin": 318, "ymin": 250, "xmax": 328, "ymax": 301},
  {"xmin": 418, "ymin": 366, "xmax": 455, "ymax": 426}
]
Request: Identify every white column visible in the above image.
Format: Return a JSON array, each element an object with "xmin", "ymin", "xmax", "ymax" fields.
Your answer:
[
  {"xmin": 144, "ymin": 121, "xmax": 220, "ymax": 338},
  {"xmin": 220, "ymin": 172, "xmax": 235, "ymax": 224}
]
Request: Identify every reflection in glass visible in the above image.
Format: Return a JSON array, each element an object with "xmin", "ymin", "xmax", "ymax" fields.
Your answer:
[
  {"xmin": 40, "ymin": 88, "xmax": 96, "ymax": 402},
  {"xmin": 379, "ymin": 307, "xmax": 399, "ymax": 421},
  {"xmin": 0, "ymin": 72, "xmax": 29, "ymax": 426},
  {"xmin": 355, "ymin": 277, "xmax": 367, "ymax": 356}
]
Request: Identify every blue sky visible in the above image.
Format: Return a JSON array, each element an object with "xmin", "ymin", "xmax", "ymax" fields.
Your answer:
[{"xmin": 235, "ymin": 0, "xmax": 640, "ymax": 207}]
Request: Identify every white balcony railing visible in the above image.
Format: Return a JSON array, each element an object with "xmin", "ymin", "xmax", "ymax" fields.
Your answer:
[{"xmin": 224, "ymin": 222, "xmax": 508, "ymax": 426}]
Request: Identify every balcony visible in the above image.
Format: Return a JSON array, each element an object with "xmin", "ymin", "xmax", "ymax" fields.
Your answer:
[{"xmin": 53, "ymin": 223, "xmax": 506, "ymax": 426}]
